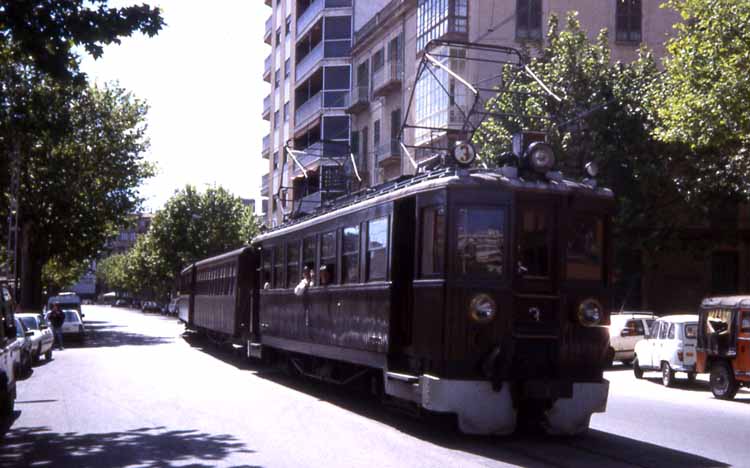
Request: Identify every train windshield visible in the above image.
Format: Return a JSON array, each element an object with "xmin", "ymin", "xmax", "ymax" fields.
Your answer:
[
  {"xmin": 456, "ymin": 206, "xmax": 506, "ymax": 276},
  {"xmin": 566, "ymin": 214, "xmax": 604, "ymax": 281}
]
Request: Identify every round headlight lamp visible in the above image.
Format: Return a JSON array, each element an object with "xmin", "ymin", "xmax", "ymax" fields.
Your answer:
[
  {"xmin": 526, "ymin": 141, "xmax": 555, "ymax": 173},
  {"xmin": 578, "ymin": 298, "xmax": 603, "ymax": 327},
  {"xmin": 469, "ymin": 294, "xmax": 497, "ymax": 324}
]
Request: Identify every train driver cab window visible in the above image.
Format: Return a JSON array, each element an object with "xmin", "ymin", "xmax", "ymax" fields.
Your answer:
[
  {"xmin": 321, "ymin": 231, "xmax": 337, "ymax": 285},
  {"xmin": 273, "ymin": 246, "xmax": 283, "ymax": 289},
  {"xmin": 567, "ymin": 215, "xmax": 604, "ymax": 281},
  {"xmin": 421, "ymin": 206, "xmax": 446, "ymax": 277},
  {"xmin": 342, "ymin": 225, "xmax": 360, "ymax": 284},
  {"xmin": 287, "ymin": 242, "xmax": 301, "ymax": 288},
  {"xmin": 519, "ymin": 207, "xmax": 551, "ymax": 278},
  {"xmin": 367, "ymin": 217, "xmax": 388, "ymax": 281},
  {"xmin": 456, "ymin": 207, "xmax": 505, "ymax": 276}
]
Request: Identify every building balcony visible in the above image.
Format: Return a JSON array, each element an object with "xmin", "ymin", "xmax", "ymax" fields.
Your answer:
[
  {"xmin": 261, "ymin": 173, "xmax": 270, "ymax": 197},
  {"xmin": 290, "ymin": 141, "xmax": 349, "ymax": 177},
  {"xmin": 372, "ymin": 59, "xmax": 403, "ymax": 98},
  {"xmin": 347, "ymin": 84, "xmax": 369, "ymax": 113},
  {"xmin": 264, "ymin": 15, "xmax": 273, "ymax": 45},
  {"xmin": 263, "ymin": 55, "xmax": 271, "ymax": 82},
  {"xmin": 296, "ymin": 0, "xmax": 324, "ymax": 38},
  {"xmin": 376, "ymin": 139, "xmax": 401, "ymax": 166},
  {"xmin": 294, "ymin": 91, "xmax": 350, "ymax": 131},
  {"xmin": 295, "ymin": 42, "xmax": 324, "ymax": 82},
  {"xmin": 262, "ymin": 134, "xmax": 270, "ymax": 159},
  {"xmin": 262, "ymin": 94, "xmax": 271, "ymax": 120}
]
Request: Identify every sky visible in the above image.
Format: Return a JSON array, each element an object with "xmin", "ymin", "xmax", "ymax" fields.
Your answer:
[{"xmin": 79, "ymin": 0, "xmax": 270, "ymax": 213}]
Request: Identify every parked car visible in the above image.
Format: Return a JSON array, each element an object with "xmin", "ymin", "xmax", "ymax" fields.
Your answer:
[
  {"xmin": 696, "ymin": 296, "xmax": 750, "ymax": 400},
  {"xmin": 141, "ymin": 301, "xmax": 162, "ymax": 313},
  {"xmin": 607, "ymin": 312, "xmax": 657, "ymax": 366},
  {"xmin": 167, "ymin": 298, "xmax": 178, "ymax": 316},
  {"xmin": 47, "ymin": 292, "xmax": 83, "ymax": 317},
  {"xmin": 633, "ymin": 314, "xmax": 699, "ymax": 386},
  {"xmin": 113, "ymin": 299, "xmax": 131, "ymax": 308},
  {"xmin": 60, "ymin": 309, "xmax": 86, "ymax": 341},
  {"xmin": 10, "ymin": 318, "xmax": 33, "ymax": 378},
  {"xmin": 17, "ymin": 313, "xmax": 54, "ymax": 362}
]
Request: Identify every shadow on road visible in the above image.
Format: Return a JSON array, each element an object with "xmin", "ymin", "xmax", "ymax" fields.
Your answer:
[
  {"xmin": 0, "ymin": 426, "xmax": 259, "ymax": 468},
  {"xmin": 63, "ymin": 322, "xmax": 173, "ymax": 349},
  {"xmin": 183, "ymin": 334, "xmax": 729, "ymax": 468}
]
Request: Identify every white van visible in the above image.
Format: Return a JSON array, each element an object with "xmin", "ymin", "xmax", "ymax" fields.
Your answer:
[
  {"xmin": 607, "ymin": 312, "xmax": 656, "ymax": 365},
  {"xmin": 633, "ymin": 314, "xmax": 699, "ymax": 386}
]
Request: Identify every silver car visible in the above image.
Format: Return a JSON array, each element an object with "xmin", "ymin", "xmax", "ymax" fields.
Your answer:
[
  {"xmin": 17, "ymin": 313, "xmax": 54, "ymax": 363},
  {"xmin": 9, "ymin": 318, "xmax": 33, "ymax": 377}
]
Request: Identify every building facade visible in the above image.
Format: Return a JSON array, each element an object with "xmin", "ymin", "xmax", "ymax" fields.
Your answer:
[{"xmin": 260, "ymin": 1, "xmax": 750, "ymax": 313}]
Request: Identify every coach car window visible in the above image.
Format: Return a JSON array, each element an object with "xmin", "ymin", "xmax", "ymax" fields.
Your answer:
[
  {"xmin": 303, "ymin": 236, "xmax": 316, "ymax": 272},
  {"xmin": 456, "ymin": 207, "xmax": 505, "ymax": 276},
  {"xmin": 273, "ymin": 246, "xmax": 283, "ymax": 289},
  {"xmin": 742, "ymin": 312, "xmax": 750, "ymax": 333},
  {"xmin": 321, "ymin": 231, "xmax": 337, "ymax": 284},
  {"xmin": 367, "ymin": 217, "xmax": 388, "ymax": 281},
  {"xmin": 421, "ymin": 206, "xmax": 446, "ymax": 277},
  {"xmin": 287, "ymin": 242, "xmax": 301, "ymax": 288},
  {"xmin": 567, "ymin": 215, "xmax": 603, "ymax": 281},
  {"xmin": 261, "ymin": 251, "xmax": 271, "ymax": 288},
  {"xmin": 342, "ymin": 225, "xmax": 360, "ymax": 284}
]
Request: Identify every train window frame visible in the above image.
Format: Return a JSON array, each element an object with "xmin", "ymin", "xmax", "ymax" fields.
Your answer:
[
  {"xmin": 273, "ymin": 245, "xmax": 284, "ymax": 289},
  {"xmin": 321, "ymin": 230, "xmax": 337, "ymax": 285},
  {"xmin": 367, "ymin": 216, "xmax": 389, "ymax": 282},
  {"xmin": 420, "ymin": 205, "xmax": 446, "ymax": 278},
  {"xmin": 455, "ymin": 205, "xmax": 507, "ymax": 278},
  {"xmin": 261, "ymin": 248, "xmax": 272, "ymax": 290},
  {"xmin": 567, "ymin": 213, "xmax": 604, "ymax": 282},
  {"xmin": 518, "ymin": 205, "xmax": 552, "ymax": 280},
  {"xmin": 286, "ymin": 240, "xmax": 301, "ymax": 288},
  {"xmin": 342, "ymin": 224, "xmax": 361, "ymax": 284},
  {"xmin": 303, "ymin": 235, "xmax": 317, "ymax": 283}
]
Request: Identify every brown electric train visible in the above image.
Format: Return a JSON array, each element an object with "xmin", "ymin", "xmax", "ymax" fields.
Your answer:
[{"xmin": 179, "ymin": 142, "xmax": 615, "ymax": 435}]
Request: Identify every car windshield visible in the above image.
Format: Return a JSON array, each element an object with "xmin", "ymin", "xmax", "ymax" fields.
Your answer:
[
  {"xmin": 20, "ymin": 316, "xmax": 38, "ymax": 330},
  {"xmin": 63, "ymin": 311, "xmax": 80, "ymax": 323}
]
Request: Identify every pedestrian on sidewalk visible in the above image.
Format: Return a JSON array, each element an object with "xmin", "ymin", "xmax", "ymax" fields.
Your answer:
[{"xmin": 48, "ymin": 303, "xmax": 66, "ymax": 350}]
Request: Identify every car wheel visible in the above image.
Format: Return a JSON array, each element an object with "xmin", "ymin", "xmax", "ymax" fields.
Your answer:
[
  {"xmin": 605, "ymin": 347, "xmax": 615, "ymax": 367},
  {"xmin": 710, "ymin": 361, "xmax": 739, "ymax": 400},
  {"xmin": 45, "ymin": 349, "xmax": 53, "ymax": 361},
  {"xmin": 633, "ymin": 358, "xmax": 644, "ymax": 379},
  {"xmin": 0, "ymin": 390, "xmax": 14, "ymax": 420},
  {"xmin": 661, "ymin": 362, "xmax": 675, "ymax": 387}
]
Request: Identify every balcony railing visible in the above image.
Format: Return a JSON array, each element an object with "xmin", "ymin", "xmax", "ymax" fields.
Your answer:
[
  {"xmin": 354, "ymin": 0, "xmax": 404, "ymax": 47},
  {"xmin": 372, "ymin": 59, "xmax": 403, "ymax": 97},
  {"xmin": 262, "ymin": 134, "xmax": 270, "ymax": 158},
  {"xmin": 295, "ymin": 92, "xmax": 322, "ymax": 128},
  {"xmin": 291, "ymin": 141, "xmax": 349, "ymax": 177},
  {"xmin": 376, "ymin": 139, "xmax": 401, "ymax": 165},
  {"xmin": 261, "ymin": 173, "xmax": 270, "ymax": 197},
  {"xmin": 263, "ymin": 54, "xmax": 271, "ymax": 81},
  {"xmin": 262, "ymin": 94, "xmax": 271, "ymax": 120},
  {"xmin": 347, "ymin": 84, "xmax": 369, "ymax": 113},
  {"xmin": 264, "ymin": 15, "xmax": 272, "ymax": 44},
  {"xmin": 295, "ymin": 42, "xmax": 324, "ymax": 82},
  {"xmin": 296, "ymin": 0, "xmax": 324, "ymax": 37}
]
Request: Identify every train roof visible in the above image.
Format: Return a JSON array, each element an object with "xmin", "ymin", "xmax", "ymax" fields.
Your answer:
[
  {"xmin": 255, "ymin": 166, "xmax": 613, "ymax": 243},
  {"xmin": 193, "ymin": 246, "xmax": 253, "ymax": 269},
  {"xmin": 701, "ymin": 296, "xmax": 750, "ymax": 309}
]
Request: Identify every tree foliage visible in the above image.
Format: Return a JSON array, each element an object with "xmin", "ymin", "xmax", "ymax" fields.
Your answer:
[{"xmin": 0, "ymin": 0, "xmax": 164, "ymax": 81}]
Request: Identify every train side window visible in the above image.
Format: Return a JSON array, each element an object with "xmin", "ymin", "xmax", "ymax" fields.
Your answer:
[
  {"xmin": 303, "ymin": 236, "xmax": 316, "ymax": 273},
  {"xmin": 456, "ymin": 206, "xmax": 505, "ymax": 276},
  {"xmin": 287, "ymin": 241, "xmax": 301, "ymax": 288},
  {"xmin": 261, "ymin": 250, "xmax": 272, "ymax": 289},
  {"xmin": 273, "ymin": 246, "xmax": 283, "ymax": 289},
  {"xmin": 420, "ymin": 206, "xmax": 446, "ymax": 277},
  {"xmin": 742, "ymin": 311, "xmax": 750, "ymax": 333},
  {"xmin": 367, "ymin": 217, "xmax": 388, "ymax": 281},
  {"xmin": 321, "ymin": 231, "xmax": 337, "ymax": 284},
  {"xmin": 342, "ymin": 225, "xmax": 360, "ymax": 284},
  {"xmin": 519, "ymin": 207, "xmax": 550, "ymax": 278},
  {"xmin": 567, "ymin": 215, "xmax": 603, "ymax": 281}
]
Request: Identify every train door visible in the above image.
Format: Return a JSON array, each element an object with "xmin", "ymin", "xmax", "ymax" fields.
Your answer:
[
  {"xmin": 389, "ymin": 196, "xmax": 416, "ymax": 368},
  {"xmin": 515, "ymin": 197, "xmax": 558, "ymax": 295}
]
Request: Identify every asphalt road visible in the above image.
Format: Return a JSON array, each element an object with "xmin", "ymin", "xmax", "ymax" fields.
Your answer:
[{"xmin": 1, "ymin": 305, "xmax": 749, "ymax": 468}]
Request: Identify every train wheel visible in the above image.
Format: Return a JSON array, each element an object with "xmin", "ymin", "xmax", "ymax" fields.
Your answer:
[
  {"xmin": 710, "ymin": 362, "xmax": 739, "ymax": 400},
  {"xmin": 633, "ymin": 358, "xmax": 644, "ymax": 379}
]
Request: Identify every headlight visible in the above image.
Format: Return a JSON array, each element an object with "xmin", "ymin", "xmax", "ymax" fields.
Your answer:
[
  {"xmin": 578, "ymin": 298, "xmax": 603, "ymax": 326},
  {"xmin": 469, "ymin": 294, "xmax": 497, "ymax": 324},
  {"xmin": 527, "ymin": 141, "xmax": 555, "ymax": 173}
]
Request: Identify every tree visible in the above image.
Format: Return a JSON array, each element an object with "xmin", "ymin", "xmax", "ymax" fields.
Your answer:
[
  {"xmin": 474, "ymin": 13, "xmax": 745, "ymax": 307},
  {"xmin": 96, "ymin": 253, "xmax": 129, "ymax": 294},
  {"xmin": 0, "ymin": 0, "xmax": 164, "ymax": 82},
  {"xmin": 653, "ymin": 0, "xmax": 750, "ymax": 201}
]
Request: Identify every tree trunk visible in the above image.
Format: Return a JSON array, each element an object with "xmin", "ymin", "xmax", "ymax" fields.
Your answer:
[{"xmin": 19, "ymin": 222, "xmax": 44, "ymax": 310}]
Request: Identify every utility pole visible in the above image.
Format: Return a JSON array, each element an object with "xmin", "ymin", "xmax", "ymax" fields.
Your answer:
[{"xmin": 7, "ymin": 141, "xmax": 20, "ymax": 300}]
